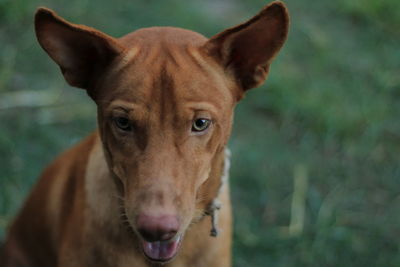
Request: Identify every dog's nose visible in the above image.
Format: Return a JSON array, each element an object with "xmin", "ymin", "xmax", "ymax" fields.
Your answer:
[{"xmin": 136, "ymin": 214, "xmax": 179, "ymax": 242}]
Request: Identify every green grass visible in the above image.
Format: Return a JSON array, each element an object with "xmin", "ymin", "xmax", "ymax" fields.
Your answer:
[{"xmin": 1, "ymin": 0, "xmax": 400, "ymax": 266}]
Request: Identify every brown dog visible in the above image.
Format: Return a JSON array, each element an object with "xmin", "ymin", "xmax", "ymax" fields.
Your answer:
[{"xmin": 2, "ymin": 1, "xmax": 289, "ymax": 266}]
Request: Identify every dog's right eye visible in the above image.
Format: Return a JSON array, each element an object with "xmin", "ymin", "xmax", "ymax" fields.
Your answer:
[{"xmin": 114, "ymin": 117, "xmax": 132, "ymax": 131}]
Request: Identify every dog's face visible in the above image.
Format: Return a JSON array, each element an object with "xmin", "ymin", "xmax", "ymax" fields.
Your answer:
[
  {"xmin": 35, "ymin": 2, "xmax": 288, "ymax": 263},
  {"xmin": 95, "ymin": 28, "xmax": 237, "ymax": 260}
]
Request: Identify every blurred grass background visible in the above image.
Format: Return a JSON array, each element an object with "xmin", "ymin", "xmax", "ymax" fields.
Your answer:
[{"xmin": 1, "ymin": 0, "xmax": 400, "ymax": 266}]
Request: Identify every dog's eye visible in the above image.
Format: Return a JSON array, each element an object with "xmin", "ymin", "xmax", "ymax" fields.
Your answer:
[
  {"xmin": 192, "ymin": 118, "xmax": 211, "ymax": 132},
  {"xmin": 114, "ymin": 117, "xmax": 132, "ymax": 131}
]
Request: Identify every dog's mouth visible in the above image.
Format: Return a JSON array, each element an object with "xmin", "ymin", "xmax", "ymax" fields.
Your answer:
[
  {"xmin": 119, "ymin": 206, "xmax": 184, "ymax": 263},
  {"xmin": 141, "ymin": 234, "xmax": 183, "ymax": 262}
]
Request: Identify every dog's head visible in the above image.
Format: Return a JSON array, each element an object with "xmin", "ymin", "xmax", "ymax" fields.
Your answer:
[{"xmin": 35, "ymin": 1, "xmax": 288, "ymax": 263}]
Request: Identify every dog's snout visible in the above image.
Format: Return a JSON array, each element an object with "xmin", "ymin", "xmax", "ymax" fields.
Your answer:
[{"xmin": 136, "ymin": 214, "xmax": 179, "ymax": 242}]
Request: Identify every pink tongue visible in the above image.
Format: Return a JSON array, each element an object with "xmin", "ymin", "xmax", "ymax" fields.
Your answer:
[{"xmin": 142, "ymin": 238, "xmax": 180, "ymax": 261}]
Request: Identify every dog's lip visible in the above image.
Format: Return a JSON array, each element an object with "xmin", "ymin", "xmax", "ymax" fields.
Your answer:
[{"xmin": 141, "ymin": 234, "xmax": 183, "ymax": 263}]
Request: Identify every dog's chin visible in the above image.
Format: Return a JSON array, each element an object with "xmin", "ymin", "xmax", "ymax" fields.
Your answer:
[{"xmin": 141, "ymin": 234, "xmax": 183, "ymax": 263}]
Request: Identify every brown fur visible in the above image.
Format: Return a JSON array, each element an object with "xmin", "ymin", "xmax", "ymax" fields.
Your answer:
[{"xmin": 2, "ymin": 2, "xmax": 289, "ymax": 266}]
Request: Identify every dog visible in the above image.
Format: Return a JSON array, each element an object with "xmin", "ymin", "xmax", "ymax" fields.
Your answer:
[{"xmin": 1, "ymin": 1, "xmax": 289, "ymax": 266}]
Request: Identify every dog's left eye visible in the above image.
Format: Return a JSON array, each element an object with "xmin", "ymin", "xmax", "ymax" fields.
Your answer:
[
  {"xmin": 192, "ymin": 118, "xmax": 211, "ymax": 132},
  {"xmin": 114, "ymin": 117, "xmax": 132, "ymax": 131}
]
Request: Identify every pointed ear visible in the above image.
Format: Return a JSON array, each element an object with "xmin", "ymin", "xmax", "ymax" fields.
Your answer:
[
  {"xmin": 203, "ymin": 1, "xmax": 289, "ymax": 93},
  {"xmin": 34, "ymin": 7, "xmax": 124, "ymax": 90}
]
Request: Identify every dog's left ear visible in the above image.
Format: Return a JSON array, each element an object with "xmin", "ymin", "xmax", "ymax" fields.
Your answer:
[{"xmin": 203, "ymin": 1, "xmax": 289, "ymax": 95}]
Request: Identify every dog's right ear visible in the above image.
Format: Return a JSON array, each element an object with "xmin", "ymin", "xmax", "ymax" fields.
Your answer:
[{"xmin": 35, "ymin": 8, "xmax": 124, "ymax": 91}]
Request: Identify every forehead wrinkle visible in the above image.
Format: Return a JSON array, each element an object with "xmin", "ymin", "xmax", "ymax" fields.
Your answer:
[
  {"xmin": 107, "ymin": 99, "xmax": 136, "ymax": 112},
  {"xmin": 109, "ymin": 46, "xmax": 141, "ymax": 76},
  {"xmin": 159, "ymin": 64, "xmax": 179, "ymax": 125},
  {"xmin": 124, "ymin": 43, "xmax": 164, "ymax": 73},
  {"xmin": 184, "ymin": 46, "xmax": 211, "ymax": 77},
  {"xmin": 184, "ymin": 101, "xmax": 219, "ymax": 117},
  {"xmin": 163, "ymin": 47, "xmax": 180, "ymax": 68},
  {"xmin": 160, "ymin": 46, "xmax": 232, "ymax": 114},
  {"xmin": 187, "ymin": 46, "xmax": 236, "ymax": 100}
]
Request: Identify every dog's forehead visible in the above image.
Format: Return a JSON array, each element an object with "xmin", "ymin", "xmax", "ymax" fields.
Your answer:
[
  {"xmin": 119, "ymin": 27, "xmax": 208, "ymax": 47},
  {"xmin": 100, "ymin": 27, "xmax": 235, "ymax": 110}
]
